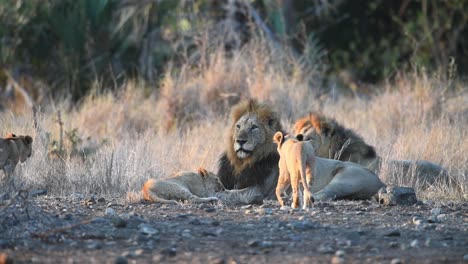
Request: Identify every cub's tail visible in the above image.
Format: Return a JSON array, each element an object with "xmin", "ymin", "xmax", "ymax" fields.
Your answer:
[{"xmin": 142, "ymin": 179, "xmax": 178, "ymax": 204}]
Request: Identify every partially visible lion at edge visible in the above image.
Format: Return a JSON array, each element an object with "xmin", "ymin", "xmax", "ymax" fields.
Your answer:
[
  {"xmin": 217, "ymin": 99, "xmax": 282, "ymax": 199},
  {"xmin": 293, "ymin": 113, "xmax": 447, "ymax": 187}
]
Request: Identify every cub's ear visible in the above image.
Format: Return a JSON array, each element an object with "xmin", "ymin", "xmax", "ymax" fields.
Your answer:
[
  {"xmin": 273, "ymin": 131, "xmax": 284, "ymax": 145},
  {"xmin": 197, "ymin": 167, "xmax": 209, "ymax": 177},
  {"xmin": 23, "ymin": 135, "xmax": 33, "ymax": 145}
]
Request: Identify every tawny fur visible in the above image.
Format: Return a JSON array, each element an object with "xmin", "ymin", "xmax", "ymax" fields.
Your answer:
[
  {"xmin": 294, "ymin": 113, "xmax": 446, "ymax": 187},
  {"xmin": 142, "ymin": 168, "xmax": 224, "ymax": 204},
  {"xmin": 273, "ymin": 132, "xmax": 314, "ymax": 209},
  {"xmin": 217, "ymin": 99, "xmax": 283, "ymax": 200},
  {"xmin": 0, "ymin": 134, "xmax": 33, "ymax": 183}
]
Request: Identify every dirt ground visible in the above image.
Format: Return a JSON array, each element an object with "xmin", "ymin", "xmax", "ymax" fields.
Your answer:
[{"xmin": 0, "ymin": 192, "xmax": 467, "ymax": 264}]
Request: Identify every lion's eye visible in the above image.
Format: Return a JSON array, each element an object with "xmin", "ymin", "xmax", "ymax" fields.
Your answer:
[{"xmin": 251, "ymin": 125, "xmax": 258, "ymax": 130}]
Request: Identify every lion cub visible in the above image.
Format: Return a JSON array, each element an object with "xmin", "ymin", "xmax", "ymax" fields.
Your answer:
[
  {"xmin": 142, "ymin": 168, "xmax": 224, "ymax": 204},
  {"xmin": 0, "ymin": 133, "xmax": 33, "ymax": 183},
  {"xmin": 273, "ymin": 131, "xmax": 314, "ymax": 209}
]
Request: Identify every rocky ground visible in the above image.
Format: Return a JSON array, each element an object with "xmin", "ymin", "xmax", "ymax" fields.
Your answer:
[{"xmin": 0, "ymin": 191, "xmax": 467, "ymax": 264}]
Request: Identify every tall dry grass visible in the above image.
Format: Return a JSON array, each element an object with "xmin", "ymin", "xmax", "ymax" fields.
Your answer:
[{"xmin": 0, "ymin": 38, "xmax": 466, "ymax": 201}]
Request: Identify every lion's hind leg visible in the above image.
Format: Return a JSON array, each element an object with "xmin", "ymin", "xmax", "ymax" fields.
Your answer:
[
  {"xmin": 313, "ymin": 167, "xmax": 384, "ymax": 201},
  {"xmin": 276, "ymin": 172, "xmax": 290, "ymax": 208}
]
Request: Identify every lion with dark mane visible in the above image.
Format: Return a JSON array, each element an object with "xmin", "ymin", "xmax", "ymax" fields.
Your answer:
[
  {"xmin": 217, "ymin": 99, "xmax": 282, "ymax": 199},
  {"xmin": 294, "ymin": 113, "xmax": 447, "ymax": 187}
]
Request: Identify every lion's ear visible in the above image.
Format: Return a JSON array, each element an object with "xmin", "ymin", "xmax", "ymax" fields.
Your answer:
[
  {"xmin": 23, "ymin": 135, "xmax": 33, "ymax": 145},
  {"xmin": 197, "ymin": 167, "xmax": 209, "ymax": 177},
  {"xmin": 273, "ymin": 131, "xmax": 284, "ymax": 145}
]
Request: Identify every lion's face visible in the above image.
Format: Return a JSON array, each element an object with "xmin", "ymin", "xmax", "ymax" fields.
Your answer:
[
  {"xmin": 18, "ymin": 136, "xmax": 33, "ymax": 162},
  {"xmin": 203, "ymin": 173, "xmax": 226, "ymax": 192},
  {"xmin": 295, "ymin": 121, "xmax": 332, "ymax": 158},
  {"xmin": 233, "ymin": 113, "xmax": 267, "ymax": 159}
]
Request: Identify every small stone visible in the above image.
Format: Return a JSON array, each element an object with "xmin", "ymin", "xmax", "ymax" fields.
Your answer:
[
  {"xmin": 260, "ymin": 241, "xmax": 273, "ymax": 248},
  {"xmin": 335, "ymin": 250, "xmax": 345, "ymax": 257},
  {"xmin": 463, "ymin": 254, "xmax": 468, "ymax": 261},
  {"xmin": 247, "ymin": 239, "xmax": 260, "ymax": 247},
  {"xmin": 98, "ymin": 197, "xmax": 106, "ymax": 203},
  {"xmin": 241, "ymin": 204, "xmax": 252, "ymax": 209},
  {"xmin": 115, "ymin": 256, "xmax": 128, "ymax": 264},
  {"xmin": 410, "ymin": 239, "xmax": 419, "ymax": 248},
  {"xmin": 105, "ymin": 208, "xmax": 116, "ymax": 216},
  {"xmin": 412, "ymin": 217, "xmax": 425, "ymax": 226},
  {"xmin": 390, "ymin": 258, "xmax": 402, "ymax": 264},
  {"xmin": 181, "ymin": 229, "xmax": 192, "ymax": 238},
  {"xmin": 189, "ymin": 219, "xmax": 201, "ymax": 225},
  {"xmin": 378, "ymin": 186, "xmax": 417, "ymax": 206},
  {"xmin": 430, "ymin": 207, "xmax": 442, "ymax": 216},
  {"xmin": 211, "ymin": 220, "xmax": 220, "ymax": 226},
  {"xmin": 139, "ymin": 224, "xmax": 158, "ymax": 235}
]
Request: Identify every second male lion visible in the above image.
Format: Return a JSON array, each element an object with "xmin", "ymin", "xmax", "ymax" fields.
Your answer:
[
  {"xmin": 273, "ymin": 132, "xmax": 384, "ymax": 202},
  {"xmin": 0, "ymin": 133, "xmax": 33, "ymax": 184},
  {"xmin": 294, "ymin": 113, "xmax": 447, "ymax": 187},
  {"xmin": 142, "ymin": 168, "xmax": 223, "ymax": 204},
  {"xmin": 273, "ymin": 132, "xmax": 314, "ymax": 209}
]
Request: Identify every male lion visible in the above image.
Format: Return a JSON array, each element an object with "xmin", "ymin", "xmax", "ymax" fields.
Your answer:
[
  {"xmin": 217, "ymin": 99, "xmax": 283, "ymax": 199},
  {"xmin": 273, "ymin": 132, "xmax": 314, "ymax": 209},
  {"xmin": 294, "ymin": 113, "xmax": 446, "ymax": 187},
  {"xmin": 274, "ymin": 131, "xmax": 384, "ymax": 202},
  {"xmin": 0, "ymin": 133, "xmax": 33, "ymax": 183},
  {"xmin": 142, "ymin": 168, "xmax": 224, "ymax": 204}
]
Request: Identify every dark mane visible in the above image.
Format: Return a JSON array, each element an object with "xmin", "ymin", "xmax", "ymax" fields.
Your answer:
[{"xmin": 217, "ymin": 152, "xmax": 279, "ymax": 197}]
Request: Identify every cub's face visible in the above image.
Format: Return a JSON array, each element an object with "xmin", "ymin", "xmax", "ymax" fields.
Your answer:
[
  {"xmin": 233, "ymin": 113, "xmax": 266, "ymax": 159},
  {"xmin": 203, "ymin": 173, "xmax": 226, "ymax": 192}
]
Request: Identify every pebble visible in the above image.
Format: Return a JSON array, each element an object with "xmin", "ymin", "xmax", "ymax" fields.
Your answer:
[
  {"xmin": 390, "ymin": 258, "xmax": 402, "ymax": 264},
  {"xmin": 463, "ymin": 254, "xmax": 468, "ymax": 261},
  {"xmin": 410, "ymin": 239, "xmax": 419, "ymax": 248},
  {"xmin": 288, "ymin": 221, "xmax": 316, "ymax": 231},
  {"xmin": 204, "ymin": 207, "xmax": 216, "ymax": 213},
  {"xmin": 97, "ymin": 197, "xmax": 106, "ymax": 203},
  {"xmin": 430, "ymin": 208, "xmax": 442, "ymax": 216},
  {"xmin": 317, "ymin": 243, "xmax": 334, "ymax": 254},
  {"xmin": 139, "ymin": 224, "xmax": 158, "ymax": 235},
  {"xmin": 388, "ymin": 241, "xmax": 399, "ymax": 248},
  {"xmin": 105, "ymin": 208, "xmax": 116, "ymax": 216}
]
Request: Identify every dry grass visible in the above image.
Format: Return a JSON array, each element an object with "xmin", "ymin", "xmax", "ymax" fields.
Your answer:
[{"xmin": 0, "ymin": 39, "xmax": 466, "ymax": 202}]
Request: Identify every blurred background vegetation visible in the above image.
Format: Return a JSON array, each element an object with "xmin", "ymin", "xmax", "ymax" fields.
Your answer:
[{"xmin": 1, "ymin": 0, "xmax": 467, "ymax": 100}]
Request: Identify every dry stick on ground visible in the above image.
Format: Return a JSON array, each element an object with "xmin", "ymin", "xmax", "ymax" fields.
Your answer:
[{"xmin": 31, "ymin": 219, "xmax": 95, "ymax": 240}]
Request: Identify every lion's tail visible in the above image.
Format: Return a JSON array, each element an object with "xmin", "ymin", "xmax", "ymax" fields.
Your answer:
[{"xmin": 142, "ymin": 179, "xmax": 178, "ymax": 204}]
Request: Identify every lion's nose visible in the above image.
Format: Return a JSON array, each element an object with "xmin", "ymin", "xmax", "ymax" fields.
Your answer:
[
  {"xmin": 296, "ymin": 134, "xmax": 304, "ymax": 141},
  {"xmin": 236, "ymin": 139, "xmax": 247, "ymax": 146}
]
